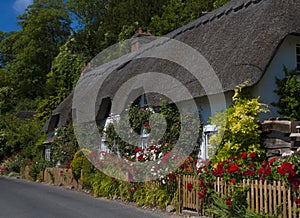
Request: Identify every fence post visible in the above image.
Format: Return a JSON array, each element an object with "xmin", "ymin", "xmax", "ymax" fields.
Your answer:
[{"xmin": 177, "ymin": 176, "xmax": 181, "ymax": 213}]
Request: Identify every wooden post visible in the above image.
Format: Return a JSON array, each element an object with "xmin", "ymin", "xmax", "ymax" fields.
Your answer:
[
  {"xmin": 273, "ymin": 181, "xmax": 277, "ymax": 216},
  {"xmin": 288, "ymin": 187, "xmax": 292, "ymax": 218},
  {"xmin": 177, "ymin": 176, "xmax": 181, "ymax": 213},
  {"xmin": 278, "ymin": 181, "xmax": 282, "ymax": 218},
  {"xmin": 264, "ymin": 180, "xmax": 268, "ymax": 214},
  {"xmin": 255, "ymin": 180, "xmax": 259, "ymax": 214},
  {"xmin": 268, "ymin": 183, "xmax": 272, "ymax": 215}
]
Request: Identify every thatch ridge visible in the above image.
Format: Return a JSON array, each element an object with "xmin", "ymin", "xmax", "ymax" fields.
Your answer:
[
  {"xmin": 77, "ymin": 0, "xmax": 300, "ymax": 98},
  {"xmin": 44, "ymin": 0, "xmax": 300, "ymax": 132}
]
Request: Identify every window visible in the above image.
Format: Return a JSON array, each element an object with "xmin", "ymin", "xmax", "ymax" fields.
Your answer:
[
  {"xmin": 297, "ymin": 44, "xmax": 300, "ymax": 73},
  {"xmin": 199, "ymin": 125, "xmax": 218, "ymax": 161},
  {"xmin": 45, "ymin": 144, "xmax": 51, "ymax": 161}
]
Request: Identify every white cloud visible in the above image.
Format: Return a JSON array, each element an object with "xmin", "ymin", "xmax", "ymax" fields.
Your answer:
[{"xmin": 13, "ymin": 0, "xmax": 33, "ymax": 14}]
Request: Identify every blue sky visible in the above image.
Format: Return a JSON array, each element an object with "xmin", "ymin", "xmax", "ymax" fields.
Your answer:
[{"xmin": 0, "ymin": 0, "xmax": 33, "ymax": 32}]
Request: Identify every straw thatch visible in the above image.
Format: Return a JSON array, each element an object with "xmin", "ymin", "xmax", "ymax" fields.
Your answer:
[{"xmin": 44, "ymin": 0, "xmax": 300, "ymax": 133}]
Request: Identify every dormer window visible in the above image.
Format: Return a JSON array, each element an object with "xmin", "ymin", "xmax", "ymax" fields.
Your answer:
[{"xmin": 297, "ymin": 44, "xmax": 300, "ymax": 73}]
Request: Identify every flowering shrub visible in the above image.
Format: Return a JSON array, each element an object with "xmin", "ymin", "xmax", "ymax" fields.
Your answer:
[
  {"xmin": 100, "ymin": 98, "xmax": 202, "ymax": 181},
  {"xmin": 0, "ymin": 154, "xmax": 24, "ymax": 175},
  {"xmin": 197, "ymin": 151, "xmax": 300, "ymax": 207}
]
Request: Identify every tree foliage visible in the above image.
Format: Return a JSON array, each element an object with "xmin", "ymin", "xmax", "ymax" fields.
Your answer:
[
  {"xmin": 0, "ymin": 0, "xmax": 71, "ymax": 100},
  {"xmin": 149, "ymin": 0, "xmax": 215, "ymax": 36},
  {"xmin": 213, "ymin": 0, "xmax": 231, "ymax": 9},
  {"xmin": 45, "ymin": 39, "xmax": 85, "ymax": 96},
  {"xmin": 0, "ymin": 114, "xmax": 45, "ymax": 161},
  {"xmin": 273, "ymin": 67, "xmax": 300, "ymax": 121}
]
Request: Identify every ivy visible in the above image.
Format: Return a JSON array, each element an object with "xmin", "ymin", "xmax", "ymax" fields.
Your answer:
[
  {"xmin": 104, "ymin": 99, "xmax": 202, "ymax": 161},
  {"xmin": 50, "ymin": 125, "xmax": 79, "ymax": 167}
]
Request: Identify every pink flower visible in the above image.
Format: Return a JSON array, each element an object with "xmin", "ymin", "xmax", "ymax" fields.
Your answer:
[{"xmin": 162, "ymin": 152, "xmax": 172, "ymax": 163}]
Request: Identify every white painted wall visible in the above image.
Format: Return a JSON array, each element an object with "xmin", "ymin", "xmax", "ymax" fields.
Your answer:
[
  {"xmin": 195, "ymin": 92, "xmax": 233, "ymax": 124},
  {"xmin": 197, "ymin": 35, "xmax": 300, "ymax": 123},
  {"xmin": 251, "ymin": 35, "xmax": 300, "ymax": 120}
]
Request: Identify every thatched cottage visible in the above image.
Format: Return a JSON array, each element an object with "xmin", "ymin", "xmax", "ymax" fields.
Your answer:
[{"xmin": 44, "ymin": 0, "xmax": 300, "ymax": 159}]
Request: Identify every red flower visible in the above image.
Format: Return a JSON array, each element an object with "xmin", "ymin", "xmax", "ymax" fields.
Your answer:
[
  {"xmin": 198, "ymin": 188, "xmax": 207, "ymax": 199},
  {"xmin": 168, "ymin": 173, "xmax": 175, "ymax": 180},
  {"xmin": 149, "ymin": 145, "xmax": 157, "ymax": 151},
  {"xmin": 212, "ymin": 163, "xmax": 225, "ymax": 177},
  {"xmin": 292, "ymin": 184, "xmax": 299, "ymax": 190},
  {"xmin": 137, "ymin": 154, "xmax": 144, "ymax": 161},
  {"xmin": 264, "ymin": 167, "xmax": 271, "ymax": 176},
  {"xmin": 134, "ymin": 147, "xmax": 143, "ymax": 154},
  {"xmin": 249, "ymin": 152, "xmax": 257, "ymax": 158},
  {"xmin": 294, "ymin": 198, "xmax": 300, "ymax": 205},
  {"xmin": 226, "ymin": 198, "xmax": 232, "ymax": 206},
  {"xmin": 228, "ymin": 163, "xmax": 240, "ymax": 174},
  {"xmin": 258, "ymin": 167, "xmax": 271, "ymax": 176},
  {"xmin": 187, "ymin": 183, "xmax": 193, "ymax": 192},
  {"xmin": 241, "ymin": 152, "xmax": 247, "ymax": 159},
  {"xmin": 278, "ymin": 162, "xmax": 295, "ymax": 176},
  {"xmin": 269, "ymin": 158, "xmax": 276, "ymax": 165},
  {"xmin": 243, "ymin": 169, "xmax": 255, "ymax": 177},
  {"xmin": 198, "ymin": 192, "xmax": 205, "ymax": 199},
  {"xmin": 231, "ymin": 178, "xmax": 236, "ymax": 183},
  {"xmin": 249, "ymin": 162, "xmax": 255, "ymax": 168},
  {"xmin": 144, "ymin": 122, "xmax": 151, "ymax": 127},
  {"xmin": 260, "ymin": 176, "xmax": 264, "ymax": 180}
]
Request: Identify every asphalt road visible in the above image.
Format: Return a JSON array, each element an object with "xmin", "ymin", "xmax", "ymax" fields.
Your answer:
[{"xmin": 0, "ymin": 176, "xmax": 165, "ymax": 218}]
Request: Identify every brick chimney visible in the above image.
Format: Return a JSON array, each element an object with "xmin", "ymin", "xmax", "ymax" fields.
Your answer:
[{"xmin": 131, "ymin": 27, "xmax": 156, "ymax": 52}]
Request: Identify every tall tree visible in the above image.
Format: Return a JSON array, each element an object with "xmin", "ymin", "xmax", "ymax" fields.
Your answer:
[
  {"xmin": 3, "ymin": 0, "xmax": 71, "ymax": 100},
  {"xmin": 67, "ymin": 0, "xmax": 167, "ymax": 59},
  {"xmin": 149, "ymin": 0, "xmax": 215, "ymax": 36}
]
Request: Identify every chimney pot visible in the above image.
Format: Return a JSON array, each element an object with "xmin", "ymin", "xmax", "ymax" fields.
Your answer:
[
  {"xmin": 147, "ymin": 29, "xmax": 153, "ymax": 35},
  {"xmin": 137, "ymin": 27, "xmax": 143, "ymax": 34}
]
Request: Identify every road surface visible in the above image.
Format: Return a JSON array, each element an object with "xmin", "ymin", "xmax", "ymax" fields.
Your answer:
[{"xmin": 0, "ymin": 176, "xmax": 166, "ymax": 218}]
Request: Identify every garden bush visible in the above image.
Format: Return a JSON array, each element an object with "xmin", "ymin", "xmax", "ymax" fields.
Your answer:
[
  {"xmin": 209, "ymin": 82, "xmax": 268, "ymax": 163},
  {"xmin": 197, "ymin": 151, "xmax": 300, "ymax": 211}
]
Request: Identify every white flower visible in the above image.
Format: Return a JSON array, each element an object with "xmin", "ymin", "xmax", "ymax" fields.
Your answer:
[{"xmin": 282, "ymin": 151, "xmax": 294, "ymax": 157}]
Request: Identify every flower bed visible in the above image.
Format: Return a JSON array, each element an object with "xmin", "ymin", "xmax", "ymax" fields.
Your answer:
[{"xmin": 194, "ymin": 151, "xmax": 300, "ymax": 217}]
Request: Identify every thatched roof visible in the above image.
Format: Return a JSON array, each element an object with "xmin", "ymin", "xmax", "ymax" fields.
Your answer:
[
  {"xmin": 76, "ymin": 0, "xmax": 300, "ymax": 106},
  {"xmin": 46, "ymin": 0, "xmax": 300, "ymax": 131},
  {"xmin": 16, "ymin": 111, "xmax": 36, "ymax": 119},
  {"xmin": 42, "ymin": 92, "xmax": 73, "ymax": 133}
]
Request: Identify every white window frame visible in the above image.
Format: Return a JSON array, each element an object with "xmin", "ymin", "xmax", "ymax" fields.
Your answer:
[{"xmin": 199, "ymin": 125, "xmax": 218, "ymax": 161}]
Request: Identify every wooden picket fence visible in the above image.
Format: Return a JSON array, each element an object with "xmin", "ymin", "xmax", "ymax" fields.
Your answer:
[{"xmin": 178, "ymin": 175, "xmax": 300, "ymax": 217}]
